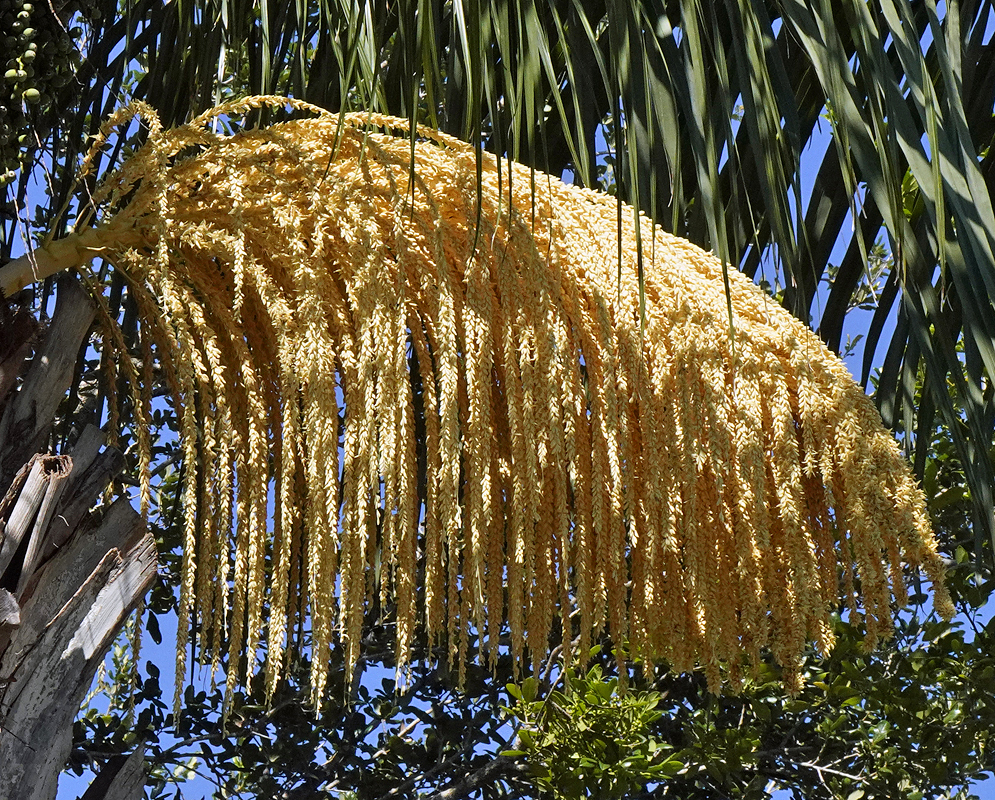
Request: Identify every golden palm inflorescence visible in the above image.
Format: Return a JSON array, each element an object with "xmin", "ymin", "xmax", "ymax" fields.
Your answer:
[{"xmin": 5, "ymin": 96, "xmax": 952, "ymax": 708}]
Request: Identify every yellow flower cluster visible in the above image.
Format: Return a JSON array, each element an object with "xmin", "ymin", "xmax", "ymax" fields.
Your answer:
[{"xmin": 76, "ymin": 96, "xmax": 952, "ymax": 707}]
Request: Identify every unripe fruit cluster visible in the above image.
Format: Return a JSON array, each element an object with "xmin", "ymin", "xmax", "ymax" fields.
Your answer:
[{"xmin": 0, "ymin": 0, "xmax": 83, "ymax": 187}]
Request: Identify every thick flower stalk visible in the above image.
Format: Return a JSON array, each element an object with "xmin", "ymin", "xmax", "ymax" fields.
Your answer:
[{"xmin": 0, "ymin": 96, "xmax": 952, "ymax": 707}]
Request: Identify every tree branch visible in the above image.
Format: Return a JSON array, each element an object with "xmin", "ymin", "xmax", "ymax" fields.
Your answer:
[
  {"xmin": 424, "ymin": 755, "xmax": 527, "ymax": 800},
  {"xmin": 0, "ymin": 227, "xmax": 145, "ymax": 299}
]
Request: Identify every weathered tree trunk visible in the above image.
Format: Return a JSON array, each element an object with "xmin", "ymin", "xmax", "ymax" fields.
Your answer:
[{"xmin": 0, "ymin": 279, "xmax": 156, "ymax": 800}]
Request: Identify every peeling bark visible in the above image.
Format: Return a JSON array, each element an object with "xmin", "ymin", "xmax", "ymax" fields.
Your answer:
[{"xmin": 0, "ymin": 278, "xmax": 157, "ymax": 800}]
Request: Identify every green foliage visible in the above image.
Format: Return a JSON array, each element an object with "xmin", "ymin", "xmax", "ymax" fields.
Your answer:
[
  {"xmin": 71, "ymin": 637, "xmax": 536, "ymax": 798},
  {"xmin": 503, "ymin": 666, "xmax": 682, "ymax": 799},
  {"xmin": 824, "ymin": 238, "xmax": 891, "ymax": 315},
  {"xmin": 494, "ymin": 600, "xmax": 995, "ymax": 800},
  {"xmin": 0, "ymin": 0, "xmax": 89, "ymax": 186}
]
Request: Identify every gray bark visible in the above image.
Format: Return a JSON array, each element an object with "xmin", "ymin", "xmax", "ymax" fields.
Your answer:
[
  {"xmin": 0, "ymin": 307, "xmax": 36, "ymax": 403},
  {"xmin": 0, "ymin": 277, "xmax": 95, "ymax": 486},
  {"xmin": 426, "ymin": 756, "xmax": 528, "ymax": 800},
  {"xmin": 78, "ymin": 748, "xmax": 147, "ymax": 800},
  {"xmin": 0, "ymin": 279, "xmax": 157, "ymax": 800},
  {"xmin": 0, "ymin": 529, "xmax": 155, "ymax": 800}
]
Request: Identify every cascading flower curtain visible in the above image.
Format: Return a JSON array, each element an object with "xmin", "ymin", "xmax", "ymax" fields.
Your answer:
[{"xmin": 0, "ymin": 97, "xmax": 953, "ymax": 709}]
